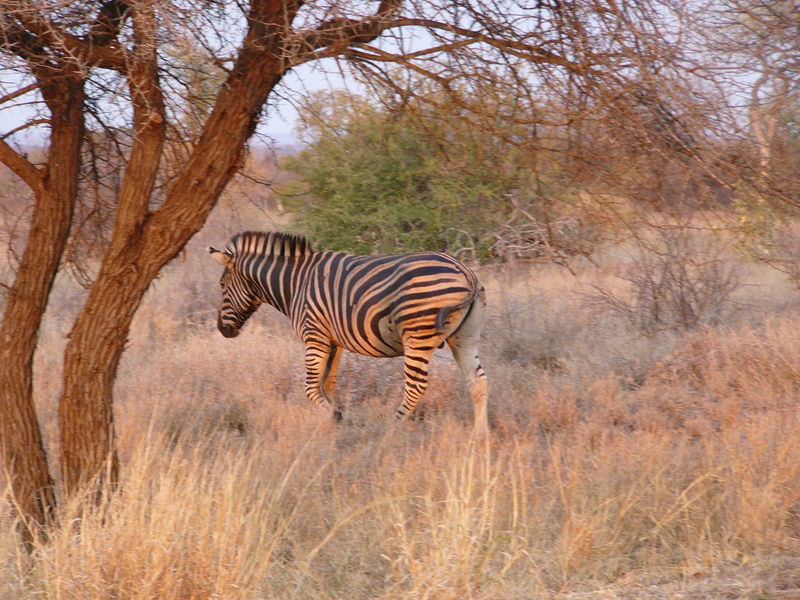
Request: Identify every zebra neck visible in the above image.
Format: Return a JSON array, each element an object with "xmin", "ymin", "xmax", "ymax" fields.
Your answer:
[{"xmin": 251, "ymin": 256, "xmax": 309, "ymax": 316}]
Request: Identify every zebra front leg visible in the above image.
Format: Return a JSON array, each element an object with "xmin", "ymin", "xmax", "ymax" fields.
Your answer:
[
  {"xmin": 395, "ymin": 348, "xmax": 435, "ymax": 420},
  {"xmin": 303, "ymin": 340, "xmax": 342, "ymax": 421},
  {"xmin": 322, "ymin": 344, "xmax": 343, "ymax": 421}
]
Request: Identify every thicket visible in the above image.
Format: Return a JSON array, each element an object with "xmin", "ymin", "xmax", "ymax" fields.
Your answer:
[
  {"xmin": 280, "ymin": 89, "xmax": 595, "ymax": 259},
  {"xmin": 587, "ymin": 228, "xmax": 745, "ymax": 335}
]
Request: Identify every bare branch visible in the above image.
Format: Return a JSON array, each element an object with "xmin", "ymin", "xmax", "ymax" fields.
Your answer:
[
  {"xmin": 378, "ymin": 17, "xmax": 613, "ymax": 75},
  {"xmin": 0, "ymin": 136, "xmax": 43, "ymax": 192},
  {"xmin": 1, "ymin": 119, "xmax": 50, "ymax": 140},
  {"xmin": 88, "ymin": 0, "xmax": 130, "ymax": 46},
  {"xmin": 1, "ymin": 0, "xmax": 127, "ymax": 71},
  {"xmin": 288, "ymin": 0, "xmax": 402, "ymax": 65},
  {"xmin": 0, "ymin": 82, "xmax": 38, "ymax": 106}
]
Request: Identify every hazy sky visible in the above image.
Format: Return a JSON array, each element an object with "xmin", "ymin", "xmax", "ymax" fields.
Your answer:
[
  {"xmin": 259, "ymin": 60, "xmax": 358, "ymax": 145},
  {"xmin": 0, "ymin": 59, "xmax": 355, "ymax": 148}
]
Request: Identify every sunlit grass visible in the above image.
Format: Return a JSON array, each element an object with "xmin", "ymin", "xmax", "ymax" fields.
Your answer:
[{"xmin": 3, "ymin": 233, "xmax": 800, "ymax": 598}]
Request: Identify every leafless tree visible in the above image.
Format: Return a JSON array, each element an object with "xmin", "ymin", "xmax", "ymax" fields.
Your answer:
[{"xmin": 679, "ymin": 1, "xmax": 800, "ymax": 204}]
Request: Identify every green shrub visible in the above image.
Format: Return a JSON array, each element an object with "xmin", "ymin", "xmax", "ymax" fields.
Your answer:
[{"xmin": 281, "ymin": 90, "xmax": 569, "ymax": 258}]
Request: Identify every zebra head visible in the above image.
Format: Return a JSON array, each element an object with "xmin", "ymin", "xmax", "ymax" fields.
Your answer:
[{"xmin": 209, "ymin": 246, "xmax": 260, "ymax": 338}]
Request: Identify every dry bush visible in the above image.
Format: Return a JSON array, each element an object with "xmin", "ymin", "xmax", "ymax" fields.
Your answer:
[
  {"xmin": 489, "ymin": 212, "xmax": 598, "ymax": 265},
  {"xmin": 588, "ymin": 228, "xmax": 744, "ymax": 335},
  {"xmin": 638, "ymin": 319, "xmax": 800, "ymax": 432},
  {"xmin": 756, "ymin": 220, "xmax": 800, "ymax": 292}
]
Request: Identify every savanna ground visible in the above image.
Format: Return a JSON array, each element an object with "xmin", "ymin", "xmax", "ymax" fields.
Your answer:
[{"xmin": 2, "ymin": 205, "xmax": 800, "ymax": 599}]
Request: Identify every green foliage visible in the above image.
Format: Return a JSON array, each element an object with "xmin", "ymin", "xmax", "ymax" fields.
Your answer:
[{"xmin": 280, "ymin": 90, "xmax": 540, "ymax": 257}]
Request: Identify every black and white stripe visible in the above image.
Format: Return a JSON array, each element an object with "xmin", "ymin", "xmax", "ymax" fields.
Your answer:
[{"xmin": 210, "ymin": 231, "xmax": 488, "ymax": 430}]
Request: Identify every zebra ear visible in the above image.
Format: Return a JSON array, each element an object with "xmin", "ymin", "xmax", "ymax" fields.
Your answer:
[{"xmin": 209, "ymin": 247, "xmax": 234, "ymax": 268}]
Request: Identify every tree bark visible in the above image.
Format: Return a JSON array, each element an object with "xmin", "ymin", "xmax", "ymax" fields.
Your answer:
[
  {"xmin": 0, "ymin": 66, "xmax": 84, "ymax": 545},
  {"xmin": 58, "ymin": 35, "xmax": 286, "ymax": 497}
]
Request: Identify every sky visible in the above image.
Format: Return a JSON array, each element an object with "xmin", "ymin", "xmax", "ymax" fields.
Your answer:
[
  {"xmin": 0, "ymin": 59, "xmax": 357, "ymax": 150},
  {"xmin": 257, "ymin": 61, "xmax": 358, "ymax": 146}
]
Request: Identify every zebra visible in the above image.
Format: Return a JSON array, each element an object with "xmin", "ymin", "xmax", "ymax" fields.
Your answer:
[{"xmin": 209, "ymin": 231, "xmax": 488, "ymax": 432}]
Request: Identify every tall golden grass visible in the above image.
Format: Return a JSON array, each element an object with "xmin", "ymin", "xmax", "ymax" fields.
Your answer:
[{"xmin": 3, "ymin": 231, "xmax": 800, "ymax": 599}]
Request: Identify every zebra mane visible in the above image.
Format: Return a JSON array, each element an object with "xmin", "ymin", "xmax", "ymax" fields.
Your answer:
[{"xmin": 226, "ymin": 231, "xmax": 314, "ymax": 258}]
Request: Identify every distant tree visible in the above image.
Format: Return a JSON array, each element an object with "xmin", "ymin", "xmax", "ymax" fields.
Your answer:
[
  {"xmin": 688, "ymin": 0, "xmax": 800, "ymax": 208},
  {"xmin": 283, "ymin": 89, "xmax": 549, "ymax": 257},
  {"xmin": 684, "ymin": 0, "xmax": 800, "ymax": 271}
]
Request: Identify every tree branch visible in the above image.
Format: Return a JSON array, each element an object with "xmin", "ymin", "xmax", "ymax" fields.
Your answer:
[
  {"xmin": 0, "ymin": 136, "xmax": 43, "ymax": 193},
  {"xmin": 289, "ymin": 11, "xmax": 611, "ymax": 82},
  {"xmin": 0, "ymin": 83, "xmax": 38, "ymax": 106},
  {"xmin": 1, "ymin": 1, "xmax": 127, "ymax": 71},
  {"xmin": 384, "ymin": 17, "xmax": 595, "ymax": 71},
  {"xmin": 288, "ymin": 0, "xmax": 402, "ymax": 65},
  {"xmin": 111, "ymin": 1, "xmax": 166, "ymax": 240},
  {"xmin": 88, "ymin": 0, "xmax": 131, "ymax": 46},
  {"xmin": 1, "ymin": 119, "xmax": 50, "ymax": 140}
]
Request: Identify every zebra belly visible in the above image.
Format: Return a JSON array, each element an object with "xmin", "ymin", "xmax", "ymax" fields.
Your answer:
[{"xmin": 329, "ymin": 314, "xmax": 404, "ymax": 358}]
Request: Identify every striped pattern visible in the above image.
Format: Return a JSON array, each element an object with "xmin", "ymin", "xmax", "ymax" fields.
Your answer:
[{"xmin": 210, "ymin": 231, "xmax": 488, "ymax": 431}]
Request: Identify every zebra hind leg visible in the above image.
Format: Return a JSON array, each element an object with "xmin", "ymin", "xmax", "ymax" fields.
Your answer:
[
  {"xmin": 446, "ymin": 292, "xmax": 489, "ymax": 435},
  {"xmin": 447, "ymin": 337, "xmax": 488, "ymax": 435},
  {"xmin": 396, "ymin": 346, "xmax": 437, "ymax": 420}
]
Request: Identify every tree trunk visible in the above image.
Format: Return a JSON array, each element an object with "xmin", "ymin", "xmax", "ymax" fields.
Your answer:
[
  {"xmin": 0, "ymin": 69, "xmax": 84, "ymax": 545},
  {"xmin": 58, "ymin": 43, "xmax": 285, "ymax": 497}
]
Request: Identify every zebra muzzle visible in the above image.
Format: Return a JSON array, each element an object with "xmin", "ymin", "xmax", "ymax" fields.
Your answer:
[{"xmin": 217, "ymin": 317, "xmax": 240, "ymax": 338}]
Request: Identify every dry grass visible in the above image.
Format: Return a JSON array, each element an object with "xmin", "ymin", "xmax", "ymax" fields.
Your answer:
[{"xmin": 3, "ymin": 226, "xmax": 800, "ymax": 599}]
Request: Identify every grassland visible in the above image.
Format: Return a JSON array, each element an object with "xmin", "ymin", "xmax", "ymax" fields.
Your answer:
[{"xmin": 2, "ymin": 218, "xmax": 800, "ymax": 599}]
